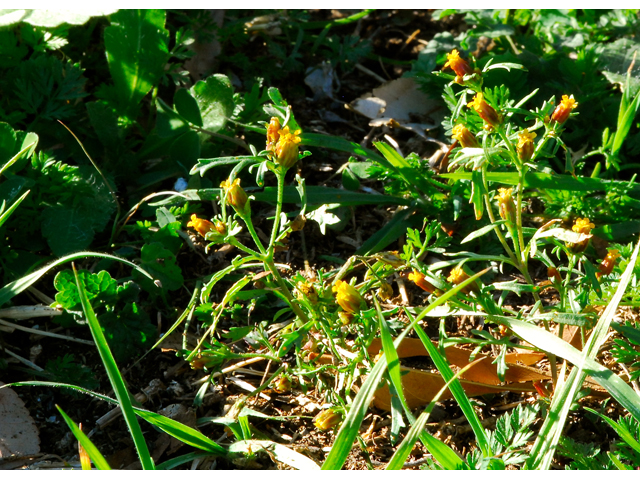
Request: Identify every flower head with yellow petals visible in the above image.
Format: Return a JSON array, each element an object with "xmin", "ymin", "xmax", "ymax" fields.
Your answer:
[
  {"xmin": 517, "ymin": 128, "xmax": 537, "ymax": 162},
  {"xmin": 551, "ymin": 95, "xmax": 578, "ymax": 124},
  {"xmin": 220, "ymin": 178, "xmax": 249, "ymax": 215},
  {"xmin": 444, "ymin": 49, "xmax": 474, "ymax": 83},
  {"xmin": 332, "ymin": 279, "xmax": 364, "ymax": 314},
  {"xmin": 467, "ymin": 93, "xmax": 501, "ymax": 128},
  {"xmin": 187, "ymin": 214, "xmax": 215, "ymax": 238}
]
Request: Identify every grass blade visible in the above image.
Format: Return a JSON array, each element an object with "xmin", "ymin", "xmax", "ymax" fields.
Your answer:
[
  {"xmin": 0, "ymin": 251, "xmax": 155, "ymax": 307},
  {"xmin": 386, "ymin": 364, "xmax": 476, "ymax": 470},
  {"xmin": 72, "ymin": 264, "xmax": 155, "ymax": 469},
  {"xmin": 584, "ymin": 407, "xmax": 640, "ymax": 455},
  {"xmin": 412, "ymin": 321, "xmax": 492, "ymax": 457},
  {"xmin": 56, "ymin": 405, "xmax": 111, "ymax": 470},
  {"xmin": 2, "ymin": 380, "xmax": 227, "ymax": 455}
]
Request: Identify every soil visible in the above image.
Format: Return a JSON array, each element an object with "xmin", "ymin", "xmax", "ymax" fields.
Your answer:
[{"xmin": 0, "ymin": 9, "xmax": 634, "ymax": 471}]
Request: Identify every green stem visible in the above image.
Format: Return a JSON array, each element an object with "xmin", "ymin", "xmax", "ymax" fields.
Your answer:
[
  {"xmin": 264, "ymin": 258, "xmax": 311, "ymax": 326},
  {"xmin": 269, "ymin": 167, "xmax": 287, "ymax": 251},
  {"xmin": 516, "ymin": 168, "xmax": 527, "ymax": 258},
  {"xmin": 239, "ymin": 212, "xmax": 267, "ymax": 256},
  {"xmin": 483, "ymin": 193, "xmax": 518, "ymax": 266},
  {"xmin": 228, "ymin": 237, "xmax": 262, "ymax": 259}
]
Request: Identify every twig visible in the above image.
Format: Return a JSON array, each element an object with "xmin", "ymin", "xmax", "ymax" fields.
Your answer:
[
  {"xmin": 0, "ymin": 319, "xmax": 93, "ymax": 345},
  {"xmin": 3, "ymin": 347, "xmax": 44, "ymax": 371}
]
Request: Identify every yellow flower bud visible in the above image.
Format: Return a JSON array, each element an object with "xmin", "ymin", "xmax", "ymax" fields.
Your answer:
[
  {"xmin": 332, "ymin": 279, "xmax": 364, "ymax": 314},
  {"xmin": 467, "ymin": 93, "xmax": 501, "ymax": 128},
  {"xmin": 517, "ymin": 128, "xmax": 537, "ymax": 162},
  {"xmin": 220, "ymin": 178, "xmax": 249, "ymax": 214},
  {"xmin": 452, "ymin": 124, "xmax": 479, "ymax": 148},
  {"xmin": 187, "ymin": 214, "xmax": 215, "ymax": 237},
  {"xmin": 444, "ymin": 49, "xmax": 474, "ymax": 84},
  {"xmin": 494, "ymin": 188, "xmax": 516, "ymax": 224},
  {"xmin": 551, "ymin": 95, "xmax": 578, "ymax": 124},
  {"xmin": 408, "ymin": 270, "xmax": 436, "ymax": 294},
  {"xmin": 313, "ymin": 408, "xmax": 342, "ymax": 431},
  {"xmin": 272, "ymin": 375, "xmax": 291, "ymax": 393}
]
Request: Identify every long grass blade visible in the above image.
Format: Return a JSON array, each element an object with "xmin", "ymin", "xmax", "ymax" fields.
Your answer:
[
  {"xmin": 72, "ymin": 264, "xmax": 155, "ymax": 469},
  {"xmin": 412, "ymin": 321, "xmax": 492, "ymax": 457},
  {"xmin": 0, "ymin": 251, "xmax": 155, "ymax": 307},
  {"xmin": 1, "ymin": 380, "xmax": 228, "ymax": 455},
  {"xmin": 56, "ymin": 405, "xmax": 111, "ymax": 470}
]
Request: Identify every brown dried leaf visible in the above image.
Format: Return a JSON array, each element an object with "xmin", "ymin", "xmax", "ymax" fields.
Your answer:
[{"xmin": 0, "ymin": 382, "xmax": 40, "ymax": 458}]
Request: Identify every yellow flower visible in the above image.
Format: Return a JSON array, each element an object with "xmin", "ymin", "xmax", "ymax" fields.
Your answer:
[
  {"xmin": 313, "ymin": 408, "xmax": 342, "ymax": 431},
  {"xmin": 332, "ymin": 279, "xmax": 364, "ymax": 314},
  {"xmin": 408, "ymin": 270, "xmax": 436, "ymax": 294},
  {"xmin": 444, "ymin": 49, "xmax": 474, "ymax": 83},
  {"xmin": 187, "ymin": 214, "xmax": 214, "ymax": 237},
  {"xmin": 572, "ymin": 217, "xmax": 595, "ymax": 235},
  {"xmin": 274, "ymin": 125, "xmax": 302, "ymax": 169},
  {"xmin": 220, "ymin": 178, "xmax": 249, "ymax": 214},
  {"xmin": 494, "ymin": 187, "xmax": 516, "ymax": 224},
  {"xmin": 551, "ymin": 95, "xmax": 578, "ymax": 124},
  {"xmin": 452, "ymin": 124, "xmax": 479, "ymax": 148},
  {"xmin": 517, "ymin": 128, "xmax": 537, "ymax": 162},
  {"xmin": 467, "ymin": 93, "xmax": 501, "ymax": 128},
  {"xmin": 596, "ymin": 249, "xmax": 621, "ymax": 280},
  {"xmin": 568, "ymin": 217, "xmax": 594, "ymax": 253}
]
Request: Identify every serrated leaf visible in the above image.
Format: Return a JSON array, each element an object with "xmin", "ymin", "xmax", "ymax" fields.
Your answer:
[
  {"xmin": 104, "ymin": 9, "xmax": 169, "ymax": 115},
  {"xmin": 53, "ymin": 269, "xmax": 117, "ymax": 311},
  {"xmin": 190, "ymin": 74, "xmax": 234, "ymax": 133}
]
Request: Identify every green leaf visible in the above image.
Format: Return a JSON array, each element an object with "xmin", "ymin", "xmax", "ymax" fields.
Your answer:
[
  {"xmin": 174, "ymin": 88, "xmax": 202, "ymax": 126},
  {"xmin": 374, "ymin": 141, "xmax": 435, "ymax": 195},
  {"xmin": 190, "ymin": 74, "xmax": 234, "ymax": 133},
  {"xmin": 104, "ymin": 9, "xmax": 169, "ymax": 115},
  {"xmin": 0, "ymin": 8, "xmax": 117, "ymax": 27},
  {"xmin": 462, "ymin": 220, "xmax": 507, "ymax": 244},
  {"xmin": 0, "ymin": 189, "xmax": 29, "ymax": 229},
  {"xmin": 41, "ymin": 206, "xmax": 98, "ymax": 257},
  {"xmin": 156, "ymin": 97, "xmax": 189, "ymax": 138},
  {"xmin": 134, "ymin": 242, "xmax": 184, "ymax": 293},
  {"xmin": 584, "ymin": 408, "xmax": 640, "ymax": 455},
  {"xmin": 300, "ymin": 133, "xmax": 388, "ymax": 166},
  {"xmin": 86, "ymin": 101, "xmax": 122, "ymax": 150},
  {"xmin": 54, "ymin": 270, "xmax": 117, "ymax": 311}
]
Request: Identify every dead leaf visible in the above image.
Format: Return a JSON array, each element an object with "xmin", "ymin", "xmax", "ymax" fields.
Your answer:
[
  {"xmin": 371, "ymin": 366, "xmax": 541, "ymax": 410},
  {"xmin": 348, "ymin": 77, "xmax": 444, "ymax": 133},
  {"xmin": 0, "ymin": 382, "xmax": 40, "ymax": 458}
]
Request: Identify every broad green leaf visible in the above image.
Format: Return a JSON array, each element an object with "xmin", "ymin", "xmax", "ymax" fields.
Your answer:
[
  {"xmin": 174, "ymin": 88, "xmax": 202, "ymax": 126},
  {"xmin": 190, "ymin": 74, "xmax": 234, "ymax": 133},
  {"xmin": 57, "ymin": 406, "xmax": 111, "ymax": 470},
  {"xmin": 134, "ymin": 242, "xmax": 184, "ymax": 292},
  {"xmin": 156, "ymin": 98, "xmax": 189, "ymax": 138},
  {"xmin": 0, "ymin": 9, "xmax": 117, "ymax": 27},
  {"xmin": 104, "ymin": 10, "xmax": 169, "ymax": 115}
]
